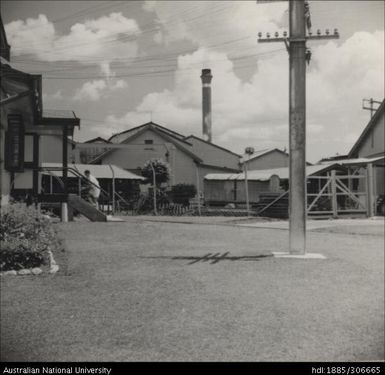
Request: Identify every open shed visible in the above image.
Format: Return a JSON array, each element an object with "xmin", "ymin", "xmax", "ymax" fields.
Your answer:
[
  {"xmin": 204, "ymin": 171, "xmax": 281, "ymax": 205},
  {"xmin": 40, "ymin": 163, "xmax": 144, "ymax": 206},
  {"xmin": 204, "ymin": 163, "xmax": 346, "ymax": 207}
]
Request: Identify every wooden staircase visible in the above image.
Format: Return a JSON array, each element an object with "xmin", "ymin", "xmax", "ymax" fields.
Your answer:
[
  {"xmin": 67, "ymin": 194, "xmax": 107, "ymax": 222},
  {"xmin": 254, "ymin": 192, "xmax": 289, "ymax": 219}
]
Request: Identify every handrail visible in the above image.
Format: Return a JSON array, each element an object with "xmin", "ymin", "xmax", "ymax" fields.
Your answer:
[
  {"xmin": 44, "ymin": 169, "xmax": 65, "ymax": 191},
  {"xmin": 39, "ymin": 166, "xmax": 109, "ymax": 199},
  {"xmin": 38, "ymin": 166, "xmax": 132, "ymax": 210},
  {"xmin": 256, "ymin": 190, "xmax": 289, "ymax": 216}
]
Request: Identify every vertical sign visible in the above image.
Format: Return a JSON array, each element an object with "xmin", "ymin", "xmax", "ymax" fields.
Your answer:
[{"xmin": 5, "ymin": 114, "xmax": 24, "ymax": 172}]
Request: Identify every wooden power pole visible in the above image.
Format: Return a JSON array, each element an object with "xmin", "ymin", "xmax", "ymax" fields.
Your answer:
[
  {"xmin": 362, "ymin": 98, "xmax": 382, "ymax": 119},
  {"xmin": 257, "ymin": 0, "xmax": 339, "ymax": 255}
]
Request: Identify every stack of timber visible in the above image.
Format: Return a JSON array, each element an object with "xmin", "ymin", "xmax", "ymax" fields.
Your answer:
[{"xmin": 254, "ymin": 192, "xmax": 289, "ymax": 219}]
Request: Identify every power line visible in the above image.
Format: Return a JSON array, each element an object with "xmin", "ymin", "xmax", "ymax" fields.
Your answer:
[
  {"xmin": 13, "ymin": 46, "xmax": 279, "ymax": 77},
  {"xmin": 11, "ymin": 35, "xmax": 255, "ymax": 67},
  {"xmin": 35, "ymin": 49, "xmax": 285, "ymax": 80},
  {"xmin": 9, "ymin": 2, "xmax": 233, "ymax": 53}
]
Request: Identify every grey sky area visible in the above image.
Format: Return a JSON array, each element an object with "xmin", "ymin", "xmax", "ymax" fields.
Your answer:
[{"xmin": 1, "ymin": 1, "xmax": 384, "ymax": 162}]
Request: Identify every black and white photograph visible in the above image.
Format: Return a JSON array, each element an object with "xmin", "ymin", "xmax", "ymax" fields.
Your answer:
[{"xmin": 0, "ymin": 0, "xmax": 384, "ymax": 368}]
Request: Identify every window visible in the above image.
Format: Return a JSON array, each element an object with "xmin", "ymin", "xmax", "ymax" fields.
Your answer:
[
  {"xmin": 5, "ymin": 114, "xmax": 24, "ymax": 172},
  {"xmin": 145, "ymin": 139, "xmax": 153, "ymax": 144}
]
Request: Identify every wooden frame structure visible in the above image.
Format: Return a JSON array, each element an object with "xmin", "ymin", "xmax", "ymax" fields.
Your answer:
[{"xmin": 307, "ymin": 169, "xmax": 371, "ymax": 217}]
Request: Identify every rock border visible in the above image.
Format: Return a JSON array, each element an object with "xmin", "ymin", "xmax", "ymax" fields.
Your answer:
[{"xmin": 0, "ymin": 249, "xmax": 59, "ymax": 277}]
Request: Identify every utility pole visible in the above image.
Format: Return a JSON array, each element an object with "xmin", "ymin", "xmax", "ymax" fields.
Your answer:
[
  {"xmin": 244, "ymin": 147, "xmax": 255, "ymax": 216},
  {"xmin": 257, "ymin": 0, "xmax": 339, "ymax": 255},
  {"xmin": 362, "ymin": 98, "xmax": 381, "ymax": 119},
  {"xmin": 150, "ymin": 161, "xmax": 157, "ymax": 216}
]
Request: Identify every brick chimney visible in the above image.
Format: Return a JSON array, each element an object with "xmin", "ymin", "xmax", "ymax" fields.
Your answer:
[{"xmin": 200, "ymin": 69, "xmax": 213, "ymax": 142}]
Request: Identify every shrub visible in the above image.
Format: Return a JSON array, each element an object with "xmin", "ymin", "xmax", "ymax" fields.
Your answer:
[
  {"xmin": 171, "ymin": 184, "xmax": 197, "ymax": 206},
  {"xmin": 134, "ymin": 190, "xmax": 170, "ymax": 214},
  {"xmin": 0, "ymin": 202, "xmax": 59, "ymax": 271}
]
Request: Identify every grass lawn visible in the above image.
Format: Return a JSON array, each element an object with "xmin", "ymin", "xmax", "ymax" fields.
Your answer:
[{"xmin": 1, "ymin": 218, "xmax": 384, "ymax": 361}]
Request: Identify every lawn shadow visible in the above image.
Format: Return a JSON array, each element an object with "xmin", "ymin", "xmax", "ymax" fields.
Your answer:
[{"xmin": 140, "ymin": 252, "xmax": 273, "ymax": 265}]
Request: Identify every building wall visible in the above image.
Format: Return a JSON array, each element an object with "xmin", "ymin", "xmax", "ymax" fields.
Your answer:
[
  {"xmin": 245, "ymin": 151, "xmax": 289, "ymax": 170},
  {"xmin": 204, "ymin": 180, "xmax": 235, "ymax": 202},
  {"xmin": 40, "ymin": 135, "xmax": 75, "ymax": 163},
  {"xmin": 197, "ymin": 165, "xmax": 237, "ymax": 196},
  {"xmin": 0, "ymin": 126, "xmax": 11, "ymax": 205},
  {"xmin": 13, "ymin": 170, "xmax": 33, "ymax": 189},
  {"xmin": 354, "ymin": 111, "xmax": 385, "ymax": 199},
  {"xmin": 187, "ymin": 137, "xmax": 240, "ymax": 170},
  {"xmin": 79, "ymin": 142, "xmax": 109, "ymax": 164},
  {"xmin": 99, "ymin": 129, "xmax": 198, "ymax": 187},
  {"xmin": 356, "ymin": 111, "xmax": 384, "ymax": 158},
  {"xmin": 204, "ymin": 176, "xmax": 280, "ymax": 203}
]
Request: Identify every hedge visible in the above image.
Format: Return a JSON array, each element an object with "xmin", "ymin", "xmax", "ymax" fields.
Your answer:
[{"xmin": 0, "ymin": 202, "xmax": 59, "ymax": 272}]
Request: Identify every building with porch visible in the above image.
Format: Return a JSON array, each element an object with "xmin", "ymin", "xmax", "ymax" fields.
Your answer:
[{"xmin": 0, "ymin": 16, "xmax": 80, "ymax": 206}]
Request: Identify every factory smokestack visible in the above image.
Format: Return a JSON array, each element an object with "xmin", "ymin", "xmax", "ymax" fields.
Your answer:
[{"xmin": 200, "ymin": 68, "xmax": 213, "ymax": 142}]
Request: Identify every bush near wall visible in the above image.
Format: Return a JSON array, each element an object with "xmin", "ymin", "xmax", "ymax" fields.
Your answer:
[
  {"xmin": 171, "ymin": 184, "xmax": 197, "ymax": 206},
  {"xmin": 0, "ymin": 203, "xmax": 59, "ymax": 271}
]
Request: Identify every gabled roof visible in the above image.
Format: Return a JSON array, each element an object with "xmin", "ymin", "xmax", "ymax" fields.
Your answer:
[
  {"xmin": 84, "ymin": 137, "xmax": 111, "ymax": 144},
  {"xmin": 0, "ymin": 15, "xmax": 10, "ymax": 61},
  {"xmin": 184, "ymin": 135, "xmax": 241, "ymax": 158},
  {"xmin": 241, "ymin": 148, "xmax": 288, "ymax": 164},
  {"xmin": 319, "ymin": 154, "xmax": 349, "ymax": 163},
  {"xmin": 90, "ymin": 123, "xmax": 202, "ymax": 164},
  {"xmin": 349, "ymin": 99, "xmax": 385, "ymax": 158},
  {"xmin": 240, "ymin": 148, "xmax": 313, "ymax": 165},
  {"xmin": 109, "ymin": 122, "xmax": 190, "ymax": 144},
  {"xmin": 0, "ymin": 58, "xmax": 38, "ymax": 83},
  {"xmin": 1, "ymin": 59, "xmax": 43, "ymax": 121},
  {"xmin": 0, "ymin": 58, "xmax": 41, "ymax": 93}
]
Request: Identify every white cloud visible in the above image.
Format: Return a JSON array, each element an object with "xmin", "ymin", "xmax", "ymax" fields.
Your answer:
[
  {"xmin": 98, "ymin": 29, "xmax": 384, "ymax": 162},
  {"xmin": 74, "ymin": 80, "xmax": 107, "ymax": 101},
  {"xmin": 111, "ymin": 79, "xmax": 128, "ymax": 90},
  {"xmin": 74, "ymin": 78, "xmax": 128, "ymax": 101},
  {"xmin": 143, "ymin": 1, "xmax": 287, "ymax": 52},
  {"xmin": 5, "ymin": 13, "xmax": 140, "ymax": 78}
]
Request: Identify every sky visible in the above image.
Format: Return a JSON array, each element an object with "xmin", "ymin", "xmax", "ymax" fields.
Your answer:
[{"xmin": 1, "ymin": 0, "xmax": 384, "ymax": 163}]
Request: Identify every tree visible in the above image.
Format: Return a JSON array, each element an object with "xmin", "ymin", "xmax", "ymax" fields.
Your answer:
[{"xmin": 141, "ymin": 159, "xmax": 170, "ymax": 187}]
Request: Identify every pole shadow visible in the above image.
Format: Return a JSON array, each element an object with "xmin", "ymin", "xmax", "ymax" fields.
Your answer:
[{"xmin": 140, "ymin": 252, "xmax": 273, "ymax": 265}]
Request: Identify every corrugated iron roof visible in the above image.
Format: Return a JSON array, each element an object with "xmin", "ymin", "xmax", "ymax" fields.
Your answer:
[
  {"xmin": 41, "ymin": 163, "xmax": 144, "ymax": 180},
  {"xmin": 43, "ymin": 109, "xmax": 77, "ymax": 119},
  {"xmin": 204, "ymin": 164, "xmax": 343, "ymax": 181},
  {"xmin": 320, "ymin": 155, "xmax": 384, "ymax": 166}
]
